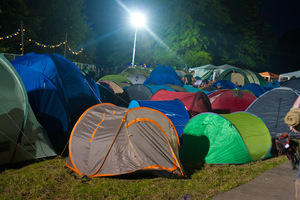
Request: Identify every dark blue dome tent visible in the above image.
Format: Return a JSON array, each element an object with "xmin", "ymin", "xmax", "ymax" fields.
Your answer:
[
  {"xmin": 212, "ymin": 80, "xmax": 238, "ymax": 89},
  {"xmin": 240, "ymin": 83, "xmax": 267, "ymax": 97},
  {"xmin": 128, "ymin": 99, "xmax": 190, "ymax": 139},
  {"xmin": 11, "ymin": 53, "xmax": 101, "ymax": 153},
  {"xmin": 144, "ymin": 65, "xmax": 184, "ymax": 86}
]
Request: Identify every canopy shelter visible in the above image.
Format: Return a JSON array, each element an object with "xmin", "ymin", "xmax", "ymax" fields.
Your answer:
[
  {"xmin": 259, "ymin": 72, "xmax": 279, "ymax": 83},
  {"xmin": 279, "ymin": 70, "xmax": 300, "ymax": 80}
]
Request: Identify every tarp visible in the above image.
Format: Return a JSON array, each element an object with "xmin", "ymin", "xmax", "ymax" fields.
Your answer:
[
  {"xmin": 128, "ymin": 99, "xmax": 190, "ymax": 138},
  {"xmin": 0, "ymin": 54, "xmax": 56, "ymax": 165},
  {"xmin": 208, "ymin": 89, "xmax": 257, "ymax": 114},
  {"xmin": 246, "ymin": 87, "xmax": 300, "ymax": 139},
  {"xmin": 150, "ymin": 90, "xmax": 212, "ymax": 118},
  {"xmin": 179, "ymin": 112, "xmax": 271, "ymax": 164},
  {"xmin": 66, "ymin": 103, "xmax": 185, "ymax": 178}
]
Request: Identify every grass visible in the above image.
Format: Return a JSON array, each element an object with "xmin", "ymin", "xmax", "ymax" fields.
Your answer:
[{"xmin": 0, "ymin": 155, "xmax": 288, "ymax": 200}]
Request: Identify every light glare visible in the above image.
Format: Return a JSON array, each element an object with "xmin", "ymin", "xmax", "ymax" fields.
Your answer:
[{"xmin": 131, "ymin": 12, "xmax": 145, "ymax": 27}]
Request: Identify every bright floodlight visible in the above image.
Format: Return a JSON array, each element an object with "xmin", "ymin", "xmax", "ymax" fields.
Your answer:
[{"xmin": 131, "ymin": 12, "xmax": 145, "ymax": 27}]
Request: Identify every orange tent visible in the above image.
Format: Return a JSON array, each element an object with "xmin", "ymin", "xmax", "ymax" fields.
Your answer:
[{"xmin": 259, "ymin": 72, "xmax": 279, "ymax": 82}]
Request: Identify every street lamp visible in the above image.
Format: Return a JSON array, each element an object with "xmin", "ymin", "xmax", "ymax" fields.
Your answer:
[{"xmin": 131, "ymin": 12, "xmax": 145, "ymax": 67}]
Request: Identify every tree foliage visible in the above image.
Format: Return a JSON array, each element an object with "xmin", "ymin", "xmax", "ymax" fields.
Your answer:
[
  {"xmin": 105, "ymin": 0, "xmax": 273, "ymax": 70},
  {"xmin": 0, "ymin": 0, "xmax": 94, "ymax": 63}
]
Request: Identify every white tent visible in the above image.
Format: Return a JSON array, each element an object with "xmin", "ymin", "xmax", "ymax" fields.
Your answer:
[
  {"xmin": 190, "ymin": 64, "xmax": 239, "ymax": 80},
  {"xmin": 279, "ymin": 70, "xmax": 300, "ymax": 80}
]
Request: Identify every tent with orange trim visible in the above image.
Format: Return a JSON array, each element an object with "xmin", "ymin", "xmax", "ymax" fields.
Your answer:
[{"xmin": 66, "ymin": 103, "xmax": 185, "ymax": 178}]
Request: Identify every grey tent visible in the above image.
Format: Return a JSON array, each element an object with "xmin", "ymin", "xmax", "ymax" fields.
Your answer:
[
  {"xmin": 66, "ymin": 103, "xmax": 185, "ymax": 178},
  {"xmin": 246, "ymin": 87, "xmax": 300, "ymax": 138},
  {"xmin": 0, "ymin": 54, "xmax": 56, "ymax": 165}
]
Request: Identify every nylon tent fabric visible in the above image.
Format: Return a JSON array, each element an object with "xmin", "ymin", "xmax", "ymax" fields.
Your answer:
[
  {"xmin": 179, "ymin": 112, "xmax": 271, "ymax": 164},
  {"xmin": 216, "ymin": 68, "xmax": 266, "ymax": 86},
  {"xmin": 246, "ymin": 87, "xmax": 300, "ymax": 139},
  {"xmin": 11, "ymin": 53, "xmax": 101, "ymax": 126},
  {"xmin": 0, "ymin": 54, "xmax": 56, "ymax": 165},
  {"xmin": 143, "ymin": 66, "xmax": 184, "ymax": 86},
  {"xmin": 183, "ymin": 85, "xmax": 209, "ymax": 94},
  {"xmin": 66, "ymin": 103, "xmax": 185, "ymax": 178},
  {"xmin": 263, "ymin": 81, "xmax": 280, "ymax": 91},
  {"xmin": 96, "ymin": 82, "xmax": 118, "ymax": 104},
  {"xmin": 150, "ymin": 90, "xmax": 212, "ymax": 118},
  {"xmin": 208, "ymin": 89, "xmax": 257, "ymax": 114},
  {"xmin": 281, "ymin": 79, "xmax": 300, "ymax": 92},
  {"xmin": 189, "ymin": 64, "xmax": 217, "ymax": 80},
  {"xmin": 121, "ymin": 84, "xmax": 154, "ymax": 107},
  {"xmin": 240, "ymin": 83, "xmax": 267, "ymax": 97},
  {"xmin": 145, "ymin": 84, "xmax": 175, "ymax": 94},
  {"xmin": 126, "ymin": 74, "xmax": 147, "ymax": 84},
  {"xmin": 11, "ymin": 52, "xmax": 101, "ymax": 152},
  {"xmin": 212, "ymin": 80, "xmax": 238, "ymax": 89},
  {"xmin": 128, "ymin": 99, "xmax": 190, "ymax": 138},
  {"xmin": 165, "ymin": 84, "xmax": 188, "ymax": 92},
  {"xmin": 98, "ymin": 80, "xmax": 124, "ymax": 94}
]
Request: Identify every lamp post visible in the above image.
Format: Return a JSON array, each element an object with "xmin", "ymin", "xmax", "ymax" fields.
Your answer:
[{"xmin": 131, "ymin": 12, "xmax": 145, "ymax": 67}]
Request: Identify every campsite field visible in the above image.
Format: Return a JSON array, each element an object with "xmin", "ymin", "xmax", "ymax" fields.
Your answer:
[{"xmin": 0, "ymin": 156, "xmax": 287, "ymax": 200}]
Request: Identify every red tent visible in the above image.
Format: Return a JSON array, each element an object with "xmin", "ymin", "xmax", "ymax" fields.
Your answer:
[
  {"xmin": 150, "ymin": 90, "xmax": 212, "ymax": 118},
  {"xmin": 208, "ymin": 89, "xmax": 257, "ymax": 114}
]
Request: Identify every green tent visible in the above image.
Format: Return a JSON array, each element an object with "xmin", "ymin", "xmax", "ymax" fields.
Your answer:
[
  {"xmin": 180, "ymin": 112, "xmax": 271, "ymax": 164},
  {"xmin": 217, "ymin": 68, "xmax": 266, "ymax": 86},
  {"xmin": 0, "ymin": 54, "xmax": 56, "ymax": 165}
]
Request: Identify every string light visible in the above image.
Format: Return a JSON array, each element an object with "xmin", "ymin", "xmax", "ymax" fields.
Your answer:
[
  {"xmin": 0, "ymin": 31, "xmax": 20, "ymax": 40},
  {"xmin": 1, "ymin": 28, "xmax": 84, "ymax": 56}
]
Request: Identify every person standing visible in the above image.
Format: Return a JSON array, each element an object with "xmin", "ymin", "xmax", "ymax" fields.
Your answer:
[
  {"xmin": 284, "ymin": 96, "xmax": 300, "ymax": 199},
  {"xmin": 184, "ymin": 70, "xmax": 196, "ymax": 85}
]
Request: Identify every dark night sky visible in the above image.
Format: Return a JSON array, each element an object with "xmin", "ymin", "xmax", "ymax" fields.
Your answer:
[{"xmin": 260, "ymin": 0, "xmax": 300, "ymax": 38}]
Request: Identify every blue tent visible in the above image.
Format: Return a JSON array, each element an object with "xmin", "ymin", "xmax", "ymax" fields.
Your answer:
[
  {"xmin": 128, "ymin": 99, "xmax": 189, "ymax": 139},
  {"xmin": 212, "ymin": 80, "xmax": 238, "ymax": 89},
  {"xmin": 263, "ymin": 81, "xmax": 280, "ymax": 91},
  {"xmin": 240, "ymin": 83, "xmax": 266, "ymax": 97},
  {"xmin": 11, "ymin": 53, "xmax": 101, "ymax": 152},
  {"xmin": 144, "ymin": 66, "xmax": 184, "ymax": 86}
]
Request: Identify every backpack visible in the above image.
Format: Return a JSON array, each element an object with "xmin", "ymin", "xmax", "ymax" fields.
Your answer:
[{"xmin": 275, "ymin": 132, "xmax": 299, "ymax": 170}]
